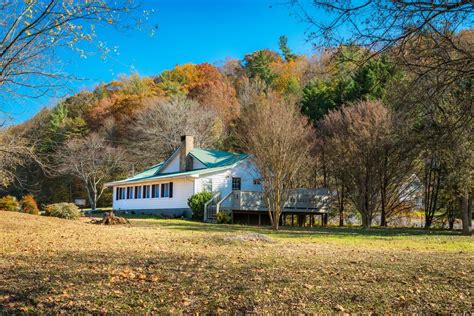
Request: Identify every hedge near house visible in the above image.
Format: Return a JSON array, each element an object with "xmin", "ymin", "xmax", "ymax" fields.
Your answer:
[
  {"xmin": 44, "ymin": 203, "xmax": 81, "ymax": 220},
  {"xmin": 188, "ymin": 192, "xmax": 213, "ymax": 220},
  {"xmin": 216, "ymin": 212, "xmax": 231, "ymax": 224}
]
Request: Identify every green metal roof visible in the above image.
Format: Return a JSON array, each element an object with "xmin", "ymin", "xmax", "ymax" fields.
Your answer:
[
  {"xmin": 125, "ymin": 162, "xmax": 164, "ymax": 181},
  {"xmin": 189, "ymin": 148, "xmax": 249, "ymax": 168},
  {"xmin": 106, "ymin": 148, "xmax": 248, "ymax": 186},
  {"xmin": 108, "ymin": 165, "xmax": 234, "ymax": 185}
]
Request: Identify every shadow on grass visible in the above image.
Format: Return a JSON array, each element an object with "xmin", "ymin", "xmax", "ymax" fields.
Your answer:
[
  {"xmin": 0, "ymin": 250, "xmax": 236, "ymax": 314},
  {"xmin": 138, "ymin": 219, "xmax": 463, "ymax": 238}
]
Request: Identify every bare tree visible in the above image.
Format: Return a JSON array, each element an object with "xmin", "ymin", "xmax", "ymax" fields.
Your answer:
[
  {"xmin": 127, "ymin": 96, "xmax": 221, "ymax": 169},
  {"xmin": 236, "ymin": 94, "xmax": 314, "ymax": 230},
  {"xmin": 0, "ymin": 128, "xmax": 37, "ymax": 189},
  {"xmin": 377, "ymin": 127, "xmax": 419, "ymax": 227},
  {"xmin": 395, "ymin": 71, "xmax": 473, "ymax": 234},
  {"xmin": 290, "ymin": 0, "xmax": 473, "ymax": 83},
  {"xmin": 0, "ymin": 0, "xmax": 151, "ymax": 190},
  {"xmin": 55, "ymin": 133, "xmax": 124, "ymax": 210},
  {"xmin": 319, "ymin": 100, "xmax": 395, "ymax": 228},
  {"xmin": 0, "ymin": 0, "xmax": 151, "ymax": 100}
]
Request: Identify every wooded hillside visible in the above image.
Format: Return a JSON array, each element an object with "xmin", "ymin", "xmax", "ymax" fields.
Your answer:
[{"xmin": 2, "ymin": 31, "xmax": 473, "ymax": 231}]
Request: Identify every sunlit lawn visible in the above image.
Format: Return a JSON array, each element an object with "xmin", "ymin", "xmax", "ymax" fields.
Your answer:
[{"xmin": 0, "ymin": 211, "xmax": 472, "ymax": 313}]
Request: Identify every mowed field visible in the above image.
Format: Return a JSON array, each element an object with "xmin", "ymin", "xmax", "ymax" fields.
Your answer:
[{"xmin": 0, "ymin": 212, "xmax": 472, "ymax": 314}]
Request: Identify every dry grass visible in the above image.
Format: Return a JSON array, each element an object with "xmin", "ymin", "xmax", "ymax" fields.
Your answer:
[{"xmin": 0, "ymin": 211, "xmax": 472, "ymax": 314}]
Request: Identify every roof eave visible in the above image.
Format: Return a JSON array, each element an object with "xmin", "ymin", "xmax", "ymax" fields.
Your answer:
[
  {"xmin": 105, "ymin": 155, "xmax": 250, "ymax": 187},
  {"xmin": 105, "ymin": 165, "xmax": 236, "ymax": 187},
  {"xmin": 104, "ymin": 173, "xmax": 198, "ymax": 187}
]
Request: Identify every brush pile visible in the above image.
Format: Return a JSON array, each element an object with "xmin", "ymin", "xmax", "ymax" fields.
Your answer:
[{"xmin": 90, "ymin": 211, "xmax": 130, "ymax": 225}]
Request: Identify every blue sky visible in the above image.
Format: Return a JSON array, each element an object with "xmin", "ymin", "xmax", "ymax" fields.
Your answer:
[{"xmin": 6, "ymin": 0, "xmax": 317, "ymax": 124}]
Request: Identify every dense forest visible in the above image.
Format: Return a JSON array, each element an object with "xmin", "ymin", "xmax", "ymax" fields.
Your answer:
[{"xmin": 2, "ymin": 30, "xmax": 473, "ymax": 230}]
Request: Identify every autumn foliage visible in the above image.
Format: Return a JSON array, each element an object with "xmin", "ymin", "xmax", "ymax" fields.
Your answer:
[
  {"xmin": 20, "ymin": 194, "xmax": 40, "ymax": 215},
  {"xmin": 0, "ymin": 196, "xmax": 19, "ymax": 212},
  {"xmin": 5, "ymin": 32, "xmax": 472, "ymax": 232}
]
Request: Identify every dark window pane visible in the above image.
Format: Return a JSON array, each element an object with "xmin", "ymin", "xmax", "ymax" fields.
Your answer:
[{"xmin": 232, "ymin": 177, "xmax": 241, "ymax": 190}]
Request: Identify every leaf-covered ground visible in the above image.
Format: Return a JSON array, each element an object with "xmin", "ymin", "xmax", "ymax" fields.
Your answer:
[{"xmin": 0, "ymin": 212, "xmax": 472, "ymax": 314}]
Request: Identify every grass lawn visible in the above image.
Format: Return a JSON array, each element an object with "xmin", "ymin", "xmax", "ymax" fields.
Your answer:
[{"xmin": 0, "ymin": 212, "xmax": 472, "ymax": 313}]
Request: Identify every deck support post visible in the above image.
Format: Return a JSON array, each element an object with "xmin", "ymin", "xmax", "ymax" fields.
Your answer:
[{"xmin": 258, "ymin": 213, "xmax": 261, "ymax": 226}]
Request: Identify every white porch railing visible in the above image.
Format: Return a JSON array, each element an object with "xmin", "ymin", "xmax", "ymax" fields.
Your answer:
[
  {"xmin": 204, "ymin": 188, "xmax": 330, "ymax": 221},
  {"xmin": 203, "ymin": 192, "xmax": 220, "ymax": 222}
]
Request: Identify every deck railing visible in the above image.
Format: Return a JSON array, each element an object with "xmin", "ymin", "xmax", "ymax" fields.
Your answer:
[{"xmin": 204, "ymin": 188, "xmax": 330, "ymax": 221}]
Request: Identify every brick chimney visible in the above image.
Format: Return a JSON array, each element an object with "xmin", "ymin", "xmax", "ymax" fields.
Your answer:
[{"xmin": 179, "ymin": 135, "xmax": 194, "ymax": 171}]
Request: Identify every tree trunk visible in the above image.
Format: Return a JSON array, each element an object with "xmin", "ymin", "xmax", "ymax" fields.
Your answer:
[
  {"xmin": 85, "ymin": 183, "xmax": 95, "ymax": 212},
  {"xmin": 338, "ymin": 185, "xmax": 344, "ymax": 227},
  {"xmin": 267, "ymin": 194, "xmax": 281, "ymax": 231},
  {"xmin": 448, "ymin": 218, "xmax": 454, "ymax": 229},
  {"xmin": 424, "ymin": 216, "xmax": 432, "ymax": 228},
  {"xmin": 380, "ymin": 190, "xmax": 387, "ymax": 227},
  {"xmin": 424, "ymin": 160, "xmax": 433, "ymax": 228},
  {"xmin": 424, "ymin": 161, "xmax": 441, "ymax": 229},
  {"xmin": 461, "ymin": 192, "xmax": 472, "ymax": 236},
  {"xmin": 362, "ymin": 162, "xmax": 371, "ymax": 229},
  {"xmin": 362, "ymin": 212, "xmax": 371, "ymax": 229},
  {"xmin": 447, "ymin": 202, "xmax": 455, "ymax": 230},
  {"xmin": 91, "ymin": 186, "xmax": 98, "ymax": 211},
  {"xmin": 273, "ymin": 208, "xmax": 280, "ymax": 230},
  {"xmin": 321, "ymin": 148, "xmax": 328, "ymax": 187},
  {"xmin": 380, "ymin": 151, "xmax": 388, "ymax": 227},
  {"xmin": 363, "ymin": 190, "xmax": 371, "ymax": 229},
  {"xmin": 380, "ymin": 210, "xmax": 387, "ymax": 227}
]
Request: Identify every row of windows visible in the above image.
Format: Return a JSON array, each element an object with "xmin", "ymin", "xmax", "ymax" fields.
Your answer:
[
  {"xmin": 116, "ymin": 182, "xmax": 173, "ymax": 200},
  {"xmin": 115, "ymin": 177, "xmax": 261, "ymax": 201}
]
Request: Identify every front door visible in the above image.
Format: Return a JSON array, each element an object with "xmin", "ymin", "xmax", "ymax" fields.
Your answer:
[{"xmin": 231, "ymin": 177, "xmax": 241, "ymax": 209}]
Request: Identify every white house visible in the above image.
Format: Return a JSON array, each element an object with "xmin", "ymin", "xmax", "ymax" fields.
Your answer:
[
  {"xmin": 106, "ymin": 135, "xmax": 329, "ymax": 225},
  {"xmin": 106, "ymin": 135, "xmax": 261, "ymax": 216}
]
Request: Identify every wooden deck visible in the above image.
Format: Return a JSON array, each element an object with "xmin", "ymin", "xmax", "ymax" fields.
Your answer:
[{"xmin": 204, "ymin": 189, "xmax": 330, "ymax": 225}]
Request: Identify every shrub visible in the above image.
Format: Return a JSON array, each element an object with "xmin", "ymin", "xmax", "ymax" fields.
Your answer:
[
  {"xmin": 188, "ymin": 192, "xmax": 213, "ymax": 220},
  {"xmin": 44, "ymin": 203, "xmax": 81, "ymax": 220},
  {"xmin": 0, "ymin": 195, "xmax": 20, "ymax": 212},
  {"xmin": 20, "ymin": 194, "xmax": 40, "ymax": 215},
  {"xmin": 216, "ymin": 212, "xmax": 231, "ymax": 224}
]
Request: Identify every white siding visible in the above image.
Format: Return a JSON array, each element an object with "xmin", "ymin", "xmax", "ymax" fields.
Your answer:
[
  {"xmin": 231, "ymin": 159, "xmax": 261, "ymax": 191},
  {"xmin": 112, "ymin": 178, "xmax": 194, "ymax": 210},
  {"xmin": 160, "ymin": 152, "xmax": 180, "ymax": 173},
  {"xmin": 194, "ymin": 159, "xmax": 262, "ymax": 196},
  {"xmin": 195, "ymin": 170, "xmax": 232, "ymax": 195}
]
